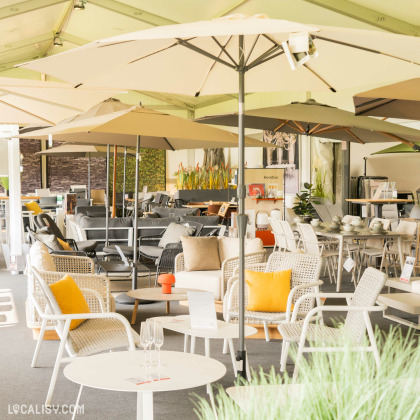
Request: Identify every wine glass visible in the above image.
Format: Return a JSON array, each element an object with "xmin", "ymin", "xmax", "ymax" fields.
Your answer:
[
  {"xmin": 140, "ymin": 321, "xmax": 151, "ymax": 368},
  {"xmin": 153, "ymin": 322, "xmax": 164, "ymax": 368},
  {"xmin": 146, "ymin": 319, "xmax": 155, "ymax": 367}
]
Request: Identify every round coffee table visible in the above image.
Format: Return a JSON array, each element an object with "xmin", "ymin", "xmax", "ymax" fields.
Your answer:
[
  {"xmin": 64, "ymin": 350, "xmax": 226, "ymax": 420},
  {"xmin": 127, "ymin": 287, "xmax": 201, "ymax": 324}
]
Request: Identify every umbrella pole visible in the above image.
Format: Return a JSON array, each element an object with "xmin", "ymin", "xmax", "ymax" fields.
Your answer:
[
  {"xmin": 236, "ymin": 34, "xmax": 248, "ymax": 379},
  {"xmin": 87, "ymin": 152, "xmax": 91, "ymax": 201},
  {"xmin": 122, "ymin": 146, "xmax": 127, "ymax": 217},
  {"xmin": 112, "ymin": 145, "xmax": 117, "ymax": 217},
  {"xmin": 105, "ymin": 145, "xmax": 110, "ymax": 246},
  {"xmin": 132, "ymin": 135, "xmax": 140, "ymax": 290}
]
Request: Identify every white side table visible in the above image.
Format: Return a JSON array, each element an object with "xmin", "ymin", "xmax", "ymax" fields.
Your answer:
[
  {"xmin": 152, "ymin": 315, "xmax": 257, "ymax": 378},
  {"xmin": 64, "ymin": 350, "xmax": 226, "ymax": 420}
]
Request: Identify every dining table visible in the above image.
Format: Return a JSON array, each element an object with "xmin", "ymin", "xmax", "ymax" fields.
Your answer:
[
  {"xmin": 346, "ymin": 198, "xmax": 412, "ymax": 218},
  {"xmin": 312, "ymin": 223, "xmax": 406, "ymax": 292}
]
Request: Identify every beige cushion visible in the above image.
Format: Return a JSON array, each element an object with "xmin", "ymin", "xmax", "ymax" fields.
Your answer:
[
  {"xmin": 29, "ymin": 241, "xmax": 57, "ymax": 272},
  {"xmin": 175, "ymin": 270, "xmax": 221, "ymax": 300},
  {"xmin": 218, "ymin": 237, "xmax": 264, "ymax": 262},
  {"xmin": 181, "ymin": 236, "xmax": 221, "ymax": 271}
]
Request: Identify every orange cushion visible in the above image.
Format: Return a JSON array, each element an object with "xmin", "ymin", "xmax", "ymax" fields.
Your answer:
[
  {"xmin": 24, "ymin": 201, "xmax": 43, "ymax": 215},
  {"xmin": 50, "ymin": 275, "xmax": 91, "ymax": 330},
  {"xmin": 57, "ymin": 238, "xmax": 73, "ymax": 251},
  {"xmin": 246, "ymin": 269, "xmax": 292, "ymax": 312}
]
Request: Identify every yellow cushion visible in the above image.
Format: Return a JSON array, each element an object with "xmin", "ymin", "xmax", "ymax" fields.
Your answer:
[
  {"xmin": 57, "ymin": 238, "xmax": 72, "ymax": 251},
  {"xmin": 50, "ymin": 275, "xmax": 91, "ymax": 330},
  {"xmin": 24, "ymin": 201, "xmax": 43, "ymax": 215},
  {"xmin": 246, "ymin": 269, "xmax": 292, "ymax": 312}
]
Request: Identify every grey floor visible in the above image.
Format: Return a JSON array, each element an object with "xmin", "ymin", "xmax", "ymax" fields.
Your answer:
[{"xmin": 0, "ymin": 251, "xmax": 417, "ymax": 420}]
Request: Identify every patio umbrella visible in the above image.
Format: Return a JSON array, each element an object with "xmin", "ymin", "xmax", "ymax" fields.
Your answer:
[
  {"xmin": 196, "ymin": 99, "xmax": 420, "ymax": 146},
  {"xmin": 371, "ymin": 142, "xmax": 420, "ymax": 155},
  {"xmin": 354, "ymin": 78, "xmax": 420, "ymax": 120},
  {"xmin": 36, "ymin": 144, "xmax": 134, "ymax": 201},
  {"xmin": 0, "ymin": 76, "xmax": 117, "ymax": 125},
  {"xmin": 19, "ymin": 103, "xmax": 274, "ymax": 297},
  {"xmin": 18, "ymin": 14, "xmax": 420, "ymax": 378}
]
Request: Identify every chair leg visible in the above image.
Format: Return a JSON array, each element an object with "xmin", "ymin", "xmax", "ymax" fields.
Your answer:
[
  {"xmin": 364, "ymin": 312, "xmax": 380, "ymax": 368},
  {"xmin": 31, "ymin": 319, "xmax": 47, "ymax": 368},
  {"xmin": 45, "ymin": 321, "xmax": 70, "ymax": 407},
  {"xmin": 280, "ymin": 340, "xmax": 290, "ymax": 372},
  {"xmin": 222, "ymin": 338, "xmax": 228, "ymax": 354},
  {"xmin": 72, "ymin": 385, "xmax": 83, "ymax": 420},
  {"xmin": 292, "ymin": 343, "xmax": 304, "ymax": 383},
  {"xmin": 263, "ymin": 321, "xmax": 270, "ymax": 342}
]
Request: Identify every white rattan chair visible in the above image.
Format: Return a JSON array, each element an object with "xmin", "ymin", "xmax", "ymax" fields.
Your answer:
[
  {"xmin": 278, "ymin": 267, "xmax": 387, "ymax": 379},
  {"xmin": 279, "ymin": 220, "xmax": 300, "ymax": 252},
  {"xmin": 297, "ymin": 223, "xmax": 339, "ymax": 284},
  {"xmin": 224, "ymin": 252, "xmax": 323, "ymax": 342},
  {"xmin": 269, "ymin": 217, "xmax": 286, "ymax": 252},
  {"xmin": 30, "ymin": 267, "xmax": 140, "ymax": 407}
]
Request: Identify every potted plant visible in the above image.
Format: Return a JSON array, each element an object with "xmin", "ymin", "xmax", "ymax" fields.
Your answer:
[
  {"xmin": 293, "ymin": 182, "xmax": 316, "ymax": 223},
  {"xmin": 0, "ymin": 176, "xmax": 9, "ymax": 196}
]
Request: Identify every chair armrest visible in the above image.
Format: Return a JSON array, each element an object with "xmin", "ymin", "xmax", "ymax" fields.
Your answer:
[
  {"xmin": 286, "ymin": 281, "xmax": 323, "ymax": 323},
  {"xmin": 174, "ymin": 253, "xmax": 185, "ymax": 273},
  {"xmin": 51, "ymin": 254, "xmax": 95, "ymax": 274}
]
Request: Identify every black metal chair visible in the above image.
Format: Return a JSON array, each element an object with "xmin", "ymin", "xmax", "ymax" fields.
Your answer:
[{"xmin": 34, "ymin": 213, "xmax": 98, "ymax": 256}]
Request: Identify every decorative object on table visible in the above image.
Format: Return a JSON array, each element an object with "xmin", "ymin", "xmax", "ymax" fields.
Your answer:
[
  {"xmin": 332, "ymin": 215, "xmax": 342, "ymax": 224},
  {"xmin": 248, "ymin": 183, "xmax": 266, "ymax": 197},
  {"xmin": 352, "ymin": 216, "xmax": 364, "ymax": 227},
  {"xmin": 310, "ymin": 218, "xmax": 320, "ymax": 227},
  {"xmin": 256, "ymin": 211, "xmax": 269, "ymax": 230},
  {"xmin": 343, "ymin": 223, "xmax": 355, "ymax": 232},
  {"xmin": 188, "ymin": 291, "xmax": 218, "ymax": 330},
  {"xmin": 292, "ymin": 182, "xmax": 317, "ymax": 223},
  {"xmin": 372, "ymin": 221, "xmax": 384, "ymax": 232},
  {"xmin": 328, "ymin": 221, "xmax": 341, "ymax": 231},
  {"xmin": 294, "ymin": 216, "xmax": 304, "ymax": 224},
  {"xmin": 158, "ymin": 274, "xmax": 176, "ymax": 294},
  {"xmin": 270, "ymin": 208, "xmax": 282, "ymax": 220}
]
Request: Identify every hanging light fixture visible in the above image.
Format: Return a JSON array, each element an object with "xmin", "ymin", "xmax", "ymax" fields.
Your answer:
[
  {"xmin": 53, "ymin": 33, "xmax": 63, "ymax": 47},
  {"xmin": 73, "ymin": 0, "xmax": 86, "ymax": 10}
]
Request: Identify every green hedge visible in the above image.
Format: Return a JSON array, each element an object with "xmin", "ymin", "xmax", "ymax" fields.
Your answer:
[{"xmin": 108, "ymin": 148, "xmax": 166, "ymax": 194}]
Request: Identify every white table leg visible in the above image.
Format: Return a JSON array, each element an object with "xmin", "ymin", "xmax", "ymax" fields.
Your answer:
[
  {"xmin": 190, "ymin": 335, "xmax": 196, "ymax": 353},
  {"xmin": 183, "ymin": 334, "xmax": 189, "ymax": 353},
  {"xmin": 204, "ymin": 338, "xmax": 210, "ymax": 357},
  {"xmin": 71, "ymin": 385, "xmax": 83, "ymax": 420},
  {"xmin": 228, "ymin": 338, "xmax": 237, "ymax": 377},
  {"xmin": 336, "ymin": 235, "xmax": 344, "ymax": 292},
  {"xmin": 137, "ymin": 391, "xmax": 153, "ymax": 420}
]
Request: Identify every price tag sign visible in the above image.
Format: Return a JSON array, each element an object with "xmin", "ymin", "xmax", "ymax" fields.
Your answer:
[
  {"xmin": 400, "ymin": 256, "xmax": 415, "ymax": 282},
  {"xmin": 343, "ymin": 257, "xmax": 356, "ymax": 272}
]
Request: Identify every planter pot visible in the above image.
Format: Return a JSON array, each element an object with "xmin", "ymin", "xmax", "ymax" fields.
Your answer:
[{"xmin": 303, "ymin": 215, "xmax": 313, "ymax": 223}]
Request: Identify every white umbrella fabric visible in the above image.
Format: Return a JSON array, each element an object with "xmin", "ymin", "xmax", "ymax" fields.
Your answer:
[
  {"xmin": 0, "ymin": 77, "xmax": 118, "ymax": 125},
  {"xmin": 18, "ymin": 14, "xmax": 420, "ymax": 377}
]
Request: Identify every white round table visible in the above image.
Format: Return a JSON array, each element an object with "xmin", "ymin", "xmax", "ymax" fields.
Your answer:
[
  {"xmin": 152, "ymin": 315, "xmax": 257, "ymax": 378},
  {"xmin": 64, "ymin": 350, "xmax": 226, "ymax": 420}
]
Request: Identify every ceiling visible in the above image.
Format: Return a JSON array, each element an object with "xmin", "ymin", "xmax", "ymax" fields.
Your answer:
[{"xmin": 1, "ymin": 0, "xmax": 420, "ymax": 114}]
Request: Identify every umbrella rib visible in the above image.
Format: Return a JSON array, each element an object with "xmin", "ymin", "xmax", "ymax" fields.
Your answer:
[
  {"xmin": 379, "ymin": 132, "xmax": 415, "ymax": 147},
  {"xmin": 282, "ymin": 120, "xmax": 304, "ymax": 132},
  {"xmin": 274, "ymin": 120, "xmax": 289, "ymax": 131},
  {"xmin": 0, "ymin": 99, "xmax": 55, "ymax": 125},
  {"xmin": 247, "ymin": 50, "xmax": 285, "ymax": 70},
  {"xmin": 176, "ymin": 38, "xmax": 236, "ymax": 69},
  {"xmin": 355, "ymin": 98, "xmax": 397, "ymax": 115},
  {"xmin": 315, "ymin": 35, "xmax": 420, "ymax": 66},
  {"xmin": 291, "ymin": 120, "xmax": 305, "ymax": 133},
  {"xmin": 246, "ymin": 44, "xmax": 281, "ymax": 69},
  {"xmin": 303, "ymin": 64, "xmax": 337, "ymax": 92},
  {"xmin": 244, "ymin": 35, "xmax": 261, "ymax": 66},
  {"xmin": 345, "ymin": 129, "xmax": 364, "ymax": 144},
  {"xmin": 313, "ymin": 125, "xmax": 344, "ymax": 135},
  {"xmin": 308, "ymin": 123, "xmax": 322, "ymax": 134},
  {"xmin": 163, "ymin": 137, "xmax": 175, "ymax": 151},
  {"xmin": 211, "ymin": 36, "xmax": 238, "ymax": 66}
]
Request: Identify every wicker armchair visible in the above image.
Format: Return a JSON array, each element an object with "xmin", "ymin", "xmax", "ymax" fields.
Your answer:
[
  {"xmin": 278, "ymin": 267, "xmax": 387, "ymax": 378},
  {"xmin": 175, "ymin": 250, "xmax": 267, "ymax": 301},
  {"xmin": 30, "ymin": 267, "xmax": 140, "ymax": 406},
  {"xmin": 224, "ymin": 251, "xmax": 323, "ymax": 342}
]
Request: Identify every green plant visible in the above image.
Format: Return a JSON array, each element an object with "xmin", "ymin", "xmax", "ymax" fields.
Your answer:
[
  {"xmin": 293, "ymin": 182, "xmax": 316, "ymax": 216},
  {"xmin": 0, "ymin": 176, "xmax": 9, "ymax": 190},
  {"xmin": 174, "ymin": 163, "xmax": 232, "ymax": 190},
  {"xmin": 193, "ymin": 327, "xmax": 420, "ymax": 420}
]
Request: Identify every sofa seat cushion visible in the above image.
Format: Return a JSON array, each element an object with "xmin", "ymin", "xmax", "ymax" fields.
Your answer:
[
  {"xmin": 153, "ymin": 207, "xmax": 199, "ymax": 218},
  {"xmin": 139, "ymin": 245, "xmax": 164, "ymax": 259},
  {"xmin": 103, "ymin": 245, "xmax": 134, "ymax": 256},
  {"xmin": 175, "ymin": 270, "xmax": 221, "ymax": 300}
]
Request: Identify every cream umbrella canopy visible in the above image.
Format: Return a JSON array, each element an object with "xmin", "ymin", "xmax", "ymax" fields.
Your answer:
[
  {"xmin": 0, "ymin": 77, "xmax": 118, "ymax": 125},
  {"xmin": 20, "ymin": 103, "xmax": 275, "ymax": 295},
  {"xmin": 18, "ymin": 14, "xmax": 420, "ymax": 377}
]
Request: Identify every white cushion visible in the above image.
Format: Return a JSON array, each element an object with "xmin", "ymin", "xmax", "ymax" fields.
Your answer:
[
  {"xmin": 218, "ymin": 237, "xmax": 264, "ymax": 262},
  {"xmin": 175, "ymin": 270, "xmax": 221, "ymax": 300},
  {"xmin": 412, "ymin": 280, "xmax": 420, "ymax": 294},
  {"xmin": 29, "ymin": 241, "xmax": 57, "ymax": 272},
  {"xmin": 158, "ymin": 222, "xmax": 195, "ymax": 248}
]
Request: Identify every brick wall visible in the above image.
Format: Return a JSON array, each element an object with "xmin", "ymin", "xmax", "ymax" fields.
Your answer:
[{"xmin": 20, "ymin": 139, "xmax": 42, "ymax": 195}]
